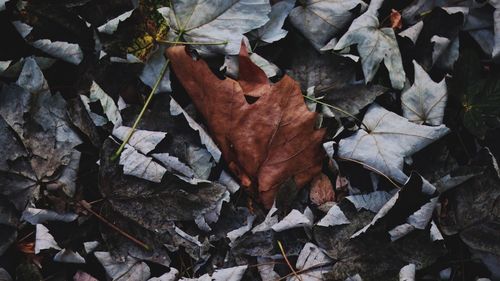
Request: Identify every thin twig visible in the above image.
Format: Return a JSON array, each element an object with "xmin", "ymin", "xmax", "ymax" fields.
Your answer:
[
  {"xmin": 277, "ymin": 240, "xmax": 303, "ymax": 281},
  {"xmin": 18, "ymin": 231, "xmax": 34, "ymax": 243},
  {"xmin": 79, "ymin": 200, "xmax": 150, "ymax": 250},
  {"xmin": 274, "ymin": 262, "xmax": 335, "ymax": 281}
]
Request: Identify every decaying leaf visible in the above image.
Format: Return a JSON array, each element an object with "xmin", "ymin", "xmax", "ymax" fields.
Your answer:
[
  {"xmin": 401, "ymin": 60, "xmax": 448, "ymax": 125},
  {"xmin": 167, "ymin": 45, "xmax": 326, "ymax": 208},
  {"xmin": 0, "ymin": 58, "xmax": 82, "ymax": 209},
  {"xmin": 310, "ymin": 173, "xmax": 335, "ymax": 206}
]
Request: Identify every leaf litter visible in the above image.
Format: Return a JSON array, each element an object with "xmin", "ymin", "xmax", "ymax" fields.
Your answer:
[{"xmin": 0, "ymin": 0, "xmax": 500, "ymax": 280}]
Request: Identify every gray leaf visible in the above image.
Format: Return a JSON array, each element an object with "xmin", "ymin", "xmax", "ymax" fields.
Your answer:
[
  {"xmin": 139, "ymin": 46, "xmax": 171, "ymax": 93},
  {"xmin": 22, "ymin": 208, "xmax": 78, "ymax": 225},
  {"xmin": 249, "ymin": 0, "xmax": 295, "ymax": 44},
  {"xmin": 32, "ymin": 39, "xmax": 83, "ymax": 65},
  {"xmin": 167, "ymin": 0, "xmax": 271, "ymax": 55},
  {"xmin": 94, "ymin": 252, "xmax": 150, "ymax": 281},
  {"xmin": 290, "ymin": 243, "xmax": 333, "ymax": 281},
  {"xmin": 335, "ymin": 7, "xmax": 406, "ymax": 89},
  {"xmin": 338, "ymin": 104, "xmax": 449, "ymax": 184},
  {"xmin": 97, "ymin": 9, "xmax": 134, "ymax": 35},
  {"xmin": 401, "ymin": 60, "xmax": 448, "ymax": 125},
  {"xmin": 35, "ymin": 224, "xmax": 61, "ymax": 254},
  {"xmin": 317, "ymin": 204, "xmax": 351, "ymax": 227},
  {"xmin": 289, "ymin": 0, "xmax": 367, "ymax": 50},
  {"xmin": 53, "ymin": 249, "xmax": 86, "ymax": 264}
]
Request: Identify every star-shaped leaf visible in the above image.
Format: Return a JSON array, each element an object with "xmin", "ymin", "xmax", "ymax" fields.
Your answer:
[
  {"xmin": 401, "ymin": 60, "xmax": 448, "ymax": 125},
  {"xmin": 338, "ymin": 104, "xmax": 449, "ymax": 183},
  {"xmin": 0, "ymin": 58, "xmax": 82, "ymax": 209},
  {"xmin": 334, "ymin": 2, "xmax": 406, "ymax": 89},
  {"xmin": 167, "ymin": 0, "xmax": 271, "ymax": 55},
  {"xmin": 289, "ymin": 0, "xmax": 367, "ymax": 50}
]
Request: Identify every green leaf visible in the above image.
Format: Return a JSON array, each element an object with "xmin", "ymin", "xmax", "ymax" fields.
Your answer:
[{"xmin": 453, "ymin": 49, "xmax": 500, "ymax": 138}]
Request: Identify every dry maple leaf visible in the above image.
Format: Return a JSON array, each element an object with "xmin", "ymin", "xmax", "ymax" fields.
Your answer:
[{"xmin": 166, "ymin": 45, "xmax": 326, "ymax": 208}]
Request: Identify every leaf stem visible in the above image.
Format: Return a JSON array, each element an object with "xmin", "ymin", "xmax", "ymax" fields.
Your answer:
[
  {"xmin": 111, "ymin": 58, "xmax": 170, "ymax": 161},
  {"xmin": 302, "ymin": 94, "xmax": 368, "ymax": 130},
  {"xmin": 337, "ymin": 157, "xmax": 402, "ymax": 188},
  {"xmin": 277, "ymin": 240, "xmax": 303, "ymax": 281}
]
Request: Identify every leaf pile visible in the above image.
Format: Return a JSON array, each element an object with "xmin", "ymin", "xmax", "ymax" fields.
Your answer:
[{"xmin": 0, "ymin": 0, "xmax": 500, "ymax": 280}]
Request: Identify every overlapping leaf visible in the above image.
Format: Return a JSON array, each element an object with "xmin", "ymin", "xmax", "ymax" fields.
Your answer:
[
  {"xmin": 166, "ymin": 0, "xmax": 271, "ymax": 55},
  {"xmin": 334, "ymin": 0, "xmax": 406, "ymax": 89},
  {"xmin": 338, "ymin": 104, "xmax": 449, "ymax": 184},
  {"xmin": 167, "ymin": 45, "xmax": 326, "ymax": 208}
]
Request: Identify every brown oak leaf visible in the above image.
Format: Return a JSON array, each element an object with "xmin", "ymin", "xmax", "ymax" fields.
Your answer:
[{"xmin": 166, "ymin": 45, "xmax": 326, "ymax": 208}]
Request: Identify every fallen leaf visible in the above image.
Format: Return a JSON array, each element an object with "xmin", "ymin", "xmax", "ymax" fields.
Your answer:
[
  {"xmin": 451, "ymin": 48, "xmax": 500, "ymax": 138},
  {"xmin": 401, "ymin": 60, "xmax": 448, "ymax": 125},
  {"xmin": 272, "ymin": 208, "xmax": 314, "ymax": 232},
  {"xmin": 73, "ymin": 271, "xmax": 98, "ymax": 281},
  {"xmin": 289, "ymin": 0, "xmax": 367, "ymax": 50},
  {"xmin": 95, "ymin": 252, "xmax": 151, "ymax": 281},
  {"xmin": 31, "ymin": 39, "xmax": 83, "ymax": 65},
  {"xmin": 0, "ymin": 198, "xmax": 18, "ymax": 256},
  {"xmin": 338, "ymin": 103, "xmax": 449, "ymax": 184},
  {"xmin": 53, "ymin": 249, "xmax": 86, "ymax": 264},
  {"xmin": 399, "ymin": 264, "xmax": 416, "ymax": 281},
  {"xmin": 97, "ymin": 9, "xmax": 134, "ymax": 35},
  {"xmin": 334, "ymin": 0, "xmax": 406, "ymax": 89},
  {"xmin": 285, "ymin": 38, "xmax": 387, "ymax": 119},
  {"xmin": 317, "ymin": 204, "xmax": 350, "ymax": 227},
  {"xmin": 310, "ymin": 173, "xmax": 335, "ymax": 206},
  {"xmin": 167, "ymin": 45, "xmax": 326, "ymax": 208},
  {"xmin": 179, "ymin": 265, "xmax": 248, "ymax": 281},
  {"xmin": 166, "ymin": 0, "xmax": 271, "ymax": 55},
  {"xmin": 0, "ymin": 59, "xmax": 82, "ymax": 209},
  {"xmin": 248, "ymin": 0, "xmax": 295, "ymax": 44},
  {"xmin": 35, "ymin": 224, "xmax": 61, "ymax": 254},
  {"xmin": 345, "ymin": 191, "xmax": 392, "ymax": 213},
  {"xmin": 21, "ymin": 208, "xmax": 78, "ymax": 225},
  {"xmin": 290, "ymin": 243, "xmax": 333, "ymax": 281},
  {"xmin": 399, "ymin": 21, "xmax": 424, "ymax": 44},
  {"xmin": 390, "ymin": 9, "xmax": 403, "ymax": 30}
]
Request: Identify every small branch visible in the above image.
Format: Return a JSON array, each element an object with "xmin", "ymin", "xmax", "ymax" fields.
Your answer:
[
  {"xmin": 157, "ymin": 39, "xmax": 228, "ymax": 46},
  {"xmin": 79, "ymin": 200, "xmax": 150, "ymax": 250},
  {"xmin": 277, "ymin": 240, "xmax": 303, "ymax": 281}
]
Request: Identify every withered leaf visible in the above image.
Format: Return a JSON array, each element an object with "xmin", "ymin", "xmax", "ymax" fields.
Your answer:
[{"xmin": 167, "ymin": 45, "xmax": 326, "ymax": 208}]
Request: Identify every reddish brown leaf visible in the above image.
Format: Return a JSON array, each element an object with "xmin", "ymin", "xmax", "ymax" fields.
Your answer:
[
  {"xmin": 166, "ymin": 45, "xmax": 326, "ymax": 208},
  {"xmin": 310, "ymin": 173, "xmax": 335, "ymax": 206},
  {"xmin": 390, "ymin": 9, "xmax": 403, "ymax": 30}
]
